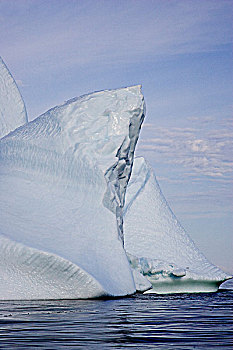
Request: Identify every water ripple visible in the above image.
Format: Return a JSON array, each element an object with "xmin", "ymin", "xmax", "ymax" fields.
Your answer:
[{"xmin": 0, "ymin": 281, "xmax": 232, "ymax": 349}]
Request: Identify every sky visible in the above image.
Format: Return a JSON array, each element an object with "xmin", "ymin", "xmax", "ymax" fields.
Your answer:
[{"xmin": 0, "ymin": 0, "xmax": 232, "ymax": 273}]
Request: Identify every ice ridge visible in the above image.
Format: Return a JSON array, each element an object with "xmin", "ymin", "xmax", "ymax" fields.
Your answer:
[
  {"xmin": 124, "ymin": 157, "xmax": 231, "ymax": 293},
  {"xmin": 0, "ymin": 57, "xmax": 28, "ymax": 138},
  {"xmin": 0, "ymin": 85, "xmax": 145, "ymax": 299}
]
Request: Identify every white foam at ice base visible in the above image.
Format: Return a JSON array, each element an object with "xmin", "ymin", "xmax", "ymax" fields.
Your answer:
[
  {"xmin": 0, "ymin": 57, "xmax": 28, "ymax": 139},
  {"xmin": 124, "ymin": 157, "xmax": 231, "ymax": 293},
  {"xmin": 0, "ymin": 86, "xmax": 145, "ymax": 300}
]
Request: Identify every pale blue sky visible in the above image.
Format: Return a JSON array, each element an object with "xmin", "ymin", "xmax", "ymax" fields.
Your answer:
[{"xmin": 0, "ymin": 0, "xmax": 232, "ymax": 272}]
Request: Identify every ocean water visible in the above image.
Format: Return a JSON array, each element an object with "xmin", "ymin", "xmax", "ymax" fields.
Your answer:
[{"xmin": 0, "ymin": 280, "xmax": 232, "ymax": 349}]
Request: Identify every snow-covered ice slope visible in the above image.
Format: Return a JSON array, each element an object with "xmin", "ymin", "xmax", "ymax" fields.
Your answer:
[
  {"xmin": 0, "ymin": 86, "xmax": 145, "ymax": 300},
  {"xmin": 0, "ymin": 57, "xmax": 28, "ymax": 138},
  {"xmin": 124, "ymin": 157, "xmax": 231, "ymax": 293}
]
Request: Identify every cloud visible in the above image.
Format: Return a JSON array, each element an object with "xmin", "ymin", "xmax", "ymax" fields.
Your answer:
[
  {"xmin": 137, "ymin": 115, "xmax": 233, "ymax": 181},
  {"xmin": 186, "ymin": 116, "xmax": 216, "ymax": 124}
]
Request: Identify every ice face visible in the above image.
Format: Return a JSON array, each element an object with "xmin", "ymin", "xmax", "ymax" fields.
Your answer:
[
  {"xmin": 0, "ymin": 86, "xmax": 145, "ymax": 300},
  {"xmin": 0, "ymin": 57, "xmax": 28, "ymax": 138},
  {"xmin": 0, "ymin": 235, "xmax": 105, "ymax": 300},
  {"xmin": 124, "ymin": 157, "xmax": 231, "ymax": 293},
  {"xmin": 0, "ymin": 58, "xmax": 230, "ymax": 299}
]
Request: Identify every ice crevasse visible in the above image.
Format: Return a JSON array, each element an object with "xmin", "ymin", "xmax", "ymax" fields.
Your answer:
[{"xmin": 0, "ymin": 57, "xmax": 231, "ymax": 299}]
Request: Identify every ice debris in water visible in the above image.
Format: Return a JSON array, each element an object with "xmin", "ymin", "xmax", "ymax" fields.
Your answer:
[{"xmin": 0, "ymin": 56, "xmax": 231, "ymax": 299}]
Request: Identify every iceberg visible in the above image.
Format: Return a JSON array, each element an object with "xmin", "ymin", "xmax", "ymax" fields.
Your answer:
[
  {"xmin": 0, "ymin": 57, "xmax": 230, "ymax": 299},
  {"xmin": 124, "ymin": 158, "xmax": 231, "ymax": 293},
  {"xmin": 0, "ymin": 62, "xmax": 145, "ymax": 299}
]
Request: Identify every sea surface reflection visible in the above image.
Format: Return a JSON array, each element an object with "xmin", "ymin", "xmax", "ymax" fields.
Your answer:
[{"xmin": 0, "ymin": 280, "xmax": 232, "ymax": 349}]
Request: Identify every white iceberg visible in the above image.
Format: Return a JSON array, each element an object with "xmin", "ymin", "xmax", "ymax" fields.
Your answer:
[
  {"xmin": 0, "ymin": 78, "xmax": 145, "ymax": 299},
  {"xmin": 124, "ymin": 158, "xmax": 231, "ymax": 293},
  {"xmin": 0, "ymin": 57, "xmax": 230, "ymax": 299}
]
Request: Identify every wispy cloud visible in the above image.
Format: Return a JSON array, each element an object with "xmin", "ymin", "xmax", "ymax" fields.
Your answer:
[{"xmin": 137, "ymin": 116, "xmax": 233, "ymax": 181}]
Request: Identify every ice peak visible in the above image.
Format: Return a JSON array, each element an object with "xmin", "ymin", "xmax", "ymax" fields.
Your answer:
[{"xmin": 0, "ymin": 57, "xmax": 28, "ymax": 139}]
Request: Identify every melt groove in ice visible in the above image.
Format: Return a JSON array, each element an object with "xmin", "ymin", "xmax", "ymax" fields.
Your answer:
[{"xmin": 0, "ymin": 57, "xmax": 230, "ymax": 299}]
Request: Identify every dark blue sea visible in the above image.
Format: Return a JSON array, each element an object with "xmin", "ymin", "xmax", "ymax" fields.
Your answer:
[{"xmin": 0, "ymin": 280, "xmax": 232, "ymax": 349}]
